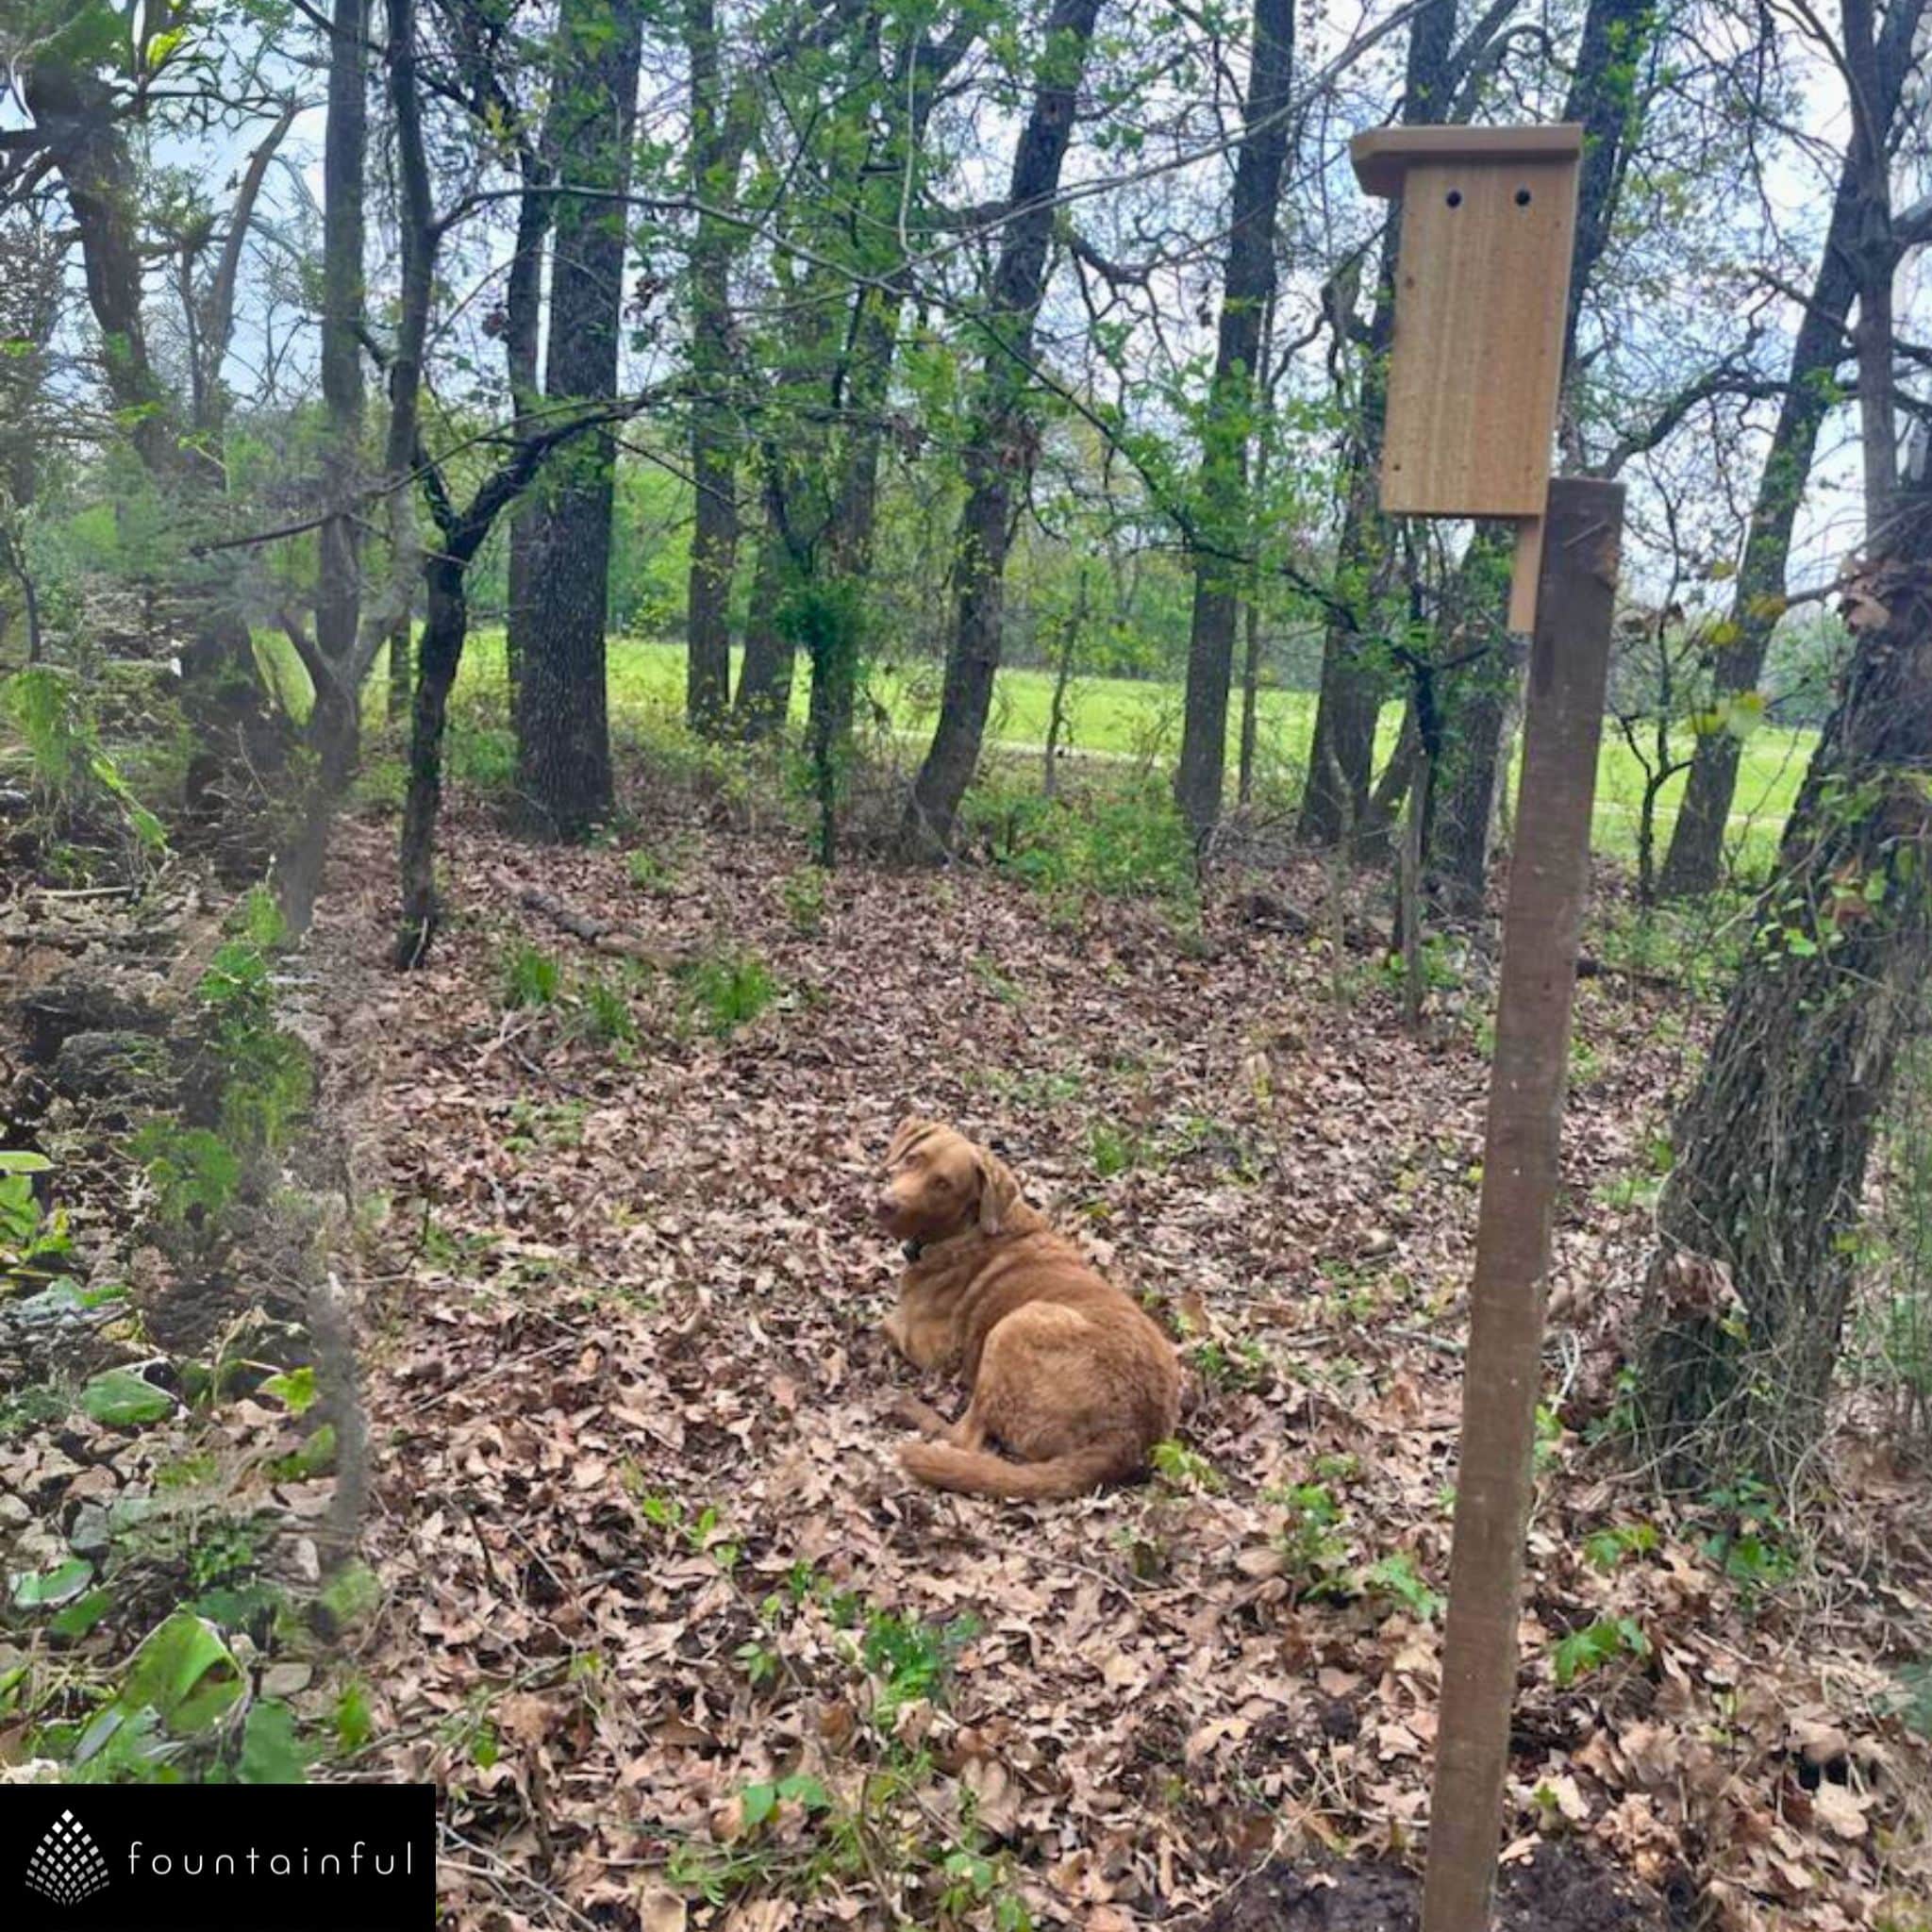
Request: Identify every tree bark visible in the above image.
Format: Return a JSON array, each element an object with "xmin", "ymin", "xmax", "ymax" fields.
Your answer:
[
  {"xmin": 311, "ymin": 0, "xmax": 366, "ymax": 792},
  {"xmin": 683, "ymin": 0, "xmax": 751, "ymax": 736},
  {"xmin": 511, "ymin": 0, "xmax": 646, "ymax": 840},
  {"xmin": 25, "ymin": 63, "xmax": 173, "ymax": 478},
  {"xmin": 1172, "ymin": 0, "xmax": 1296, "ymax": 845},
  {"xmin": 732, "ymin": 513, "xmax": 795, "ymax": 737},
  {"xmin": 1658, "ymin": 0, "xmax": 1926, "ymax": 897},
  {"xmin": 1638, "ymin": 508, "xmax": 1932, "ymax": 1473},
  {"xmin": 898, "ymin": 0, "xmax": 1104, "ymax": 858},
  {"xmin": 1637, "ymin": 0, "xmax": 1932, "ymax": 1477},
  {"xmin": 397, "ymin": 548, "xmax": 469, "ymax": 965},
  {"xmin": 501, "ymin": 103, "xmax": 558, "ymax": 702}
]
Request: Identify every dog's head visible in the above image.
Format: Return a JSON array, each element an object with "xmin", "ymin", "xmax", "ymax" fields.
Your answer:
[{"xmin": 874, "ymin": 1116, "xmax": 1021, "ymax": 1245}]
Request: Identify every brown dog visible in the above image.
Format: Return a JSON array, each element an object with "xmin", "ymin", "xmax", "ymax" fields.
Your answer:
[{"xmin": 873, "ymin": 1118, "xmax": 1180, "ymax": 1499}]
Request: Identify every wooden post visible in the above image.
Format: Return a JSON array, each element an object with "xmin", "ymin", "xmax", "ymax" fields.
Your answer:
[{"xmin": 1420, "ymin": 476, "xmax": 1624, "ymax": 1932}]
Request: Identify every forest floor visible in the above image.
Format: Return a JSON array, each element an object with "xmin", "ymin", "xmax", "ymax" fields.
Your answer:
[{"xmin": 302, "ymin": 762, "xmax": 1932, "ymax": 1932}]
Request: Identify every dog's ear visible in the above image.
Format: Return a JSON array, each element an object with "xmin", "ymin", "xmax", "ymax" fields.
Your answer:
[
  {"xmin": 975, "ymin": 1150, "xmax": 1020, "ymax": 1235},
  {"xmin": 888, "ymin": 1116, "xmax": 936, "ymax": 1166}
]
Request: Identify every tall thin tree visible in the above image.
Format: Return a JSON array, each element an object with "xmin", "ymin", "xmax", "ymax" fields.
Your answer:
[
  {"xmin": 1172, "ymin": 0, "xmax": 1296, "ymax": 845},
  {"xmin": 511, "ymin": 0, "xmax": 646, "ymax": 839},
  {"xmin": 901, "ymin": 0, "xmax": 1106, "ymax": 858}
]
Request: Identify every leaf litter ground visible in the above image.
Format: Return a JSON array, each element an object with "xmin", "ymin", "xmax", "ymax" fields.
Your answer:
[{"xmin": 308, "ymin": 794, "xmax": 1931, "ymax": 1931}]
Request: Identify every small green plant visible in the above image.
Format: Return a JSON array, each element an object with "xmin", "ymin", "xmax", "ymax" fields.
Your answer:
[
  {"xmin": 969, "ymin": 954, "xmax": 1024, "ymax": 1007},
  {"xmin": 625, "ymin": 847, "xmax": 679, "ymax": 893},
  {"xmin": 1187, "ymin": 1337, "xmax": 1269, "ymax": 1392},
  {"xmin": 501, "ymin": 941, "xmax": 561, "ymax": 1008},
  {"xmin": 1380, "ymin": 933, "xmax": 1465, "ymax": 997},
  {"xmin": 1583, "ymin": 1523, "xmax": 1659, "ymax": 1572},
  {"xmin": 1532, "ymin": 1403, "xmax": 1567, "ymax": 1476},
  {"xmin": 859, "ymin": 1609, "xmax": 980, "ymax": 1715},
  {"xmin": 1089, "ymin": 1120, "xmax": 1142, "ymax": 1178},
  {"xmin": 1, "ymin": 666, "xmax": 167, "ymax": 855},
  {"xmin": 573, "ymin": 974, "xmax": 637, "ymax": 1045},
  {"xmin": 505, "ymin": 1098, "xmax": 590, "ymax": 1153},
  {"xmin": 971, "ymin": 776, "xmax": 1195, "ymax": 904},
  {"xmin": 0, "ymin": 1150, "xmax": 71, "ymax": 1290},
  {"xmin": 131, "ymin": 1124, "xmax": 241, "ymax": 1225},
  {"xmin": 1552, "ymin": 1615, "xmax": 1652, "ymax": 1686},
  {"xmin": 682, "ymin": 949, "xmax": 778, "ymax": 1037},
  {"xmin": 1697, "ymin": 1476, "xmax": 1798, "ymax": 1593},
  {"xmin": 1265, "ymin": 1481, "xmax": 1352, "ymax": 1594},
  {"xmin": 1359, "ymin": 1551, "xmax": 1443, "ymax": 1623},
  {"xmin": 1151, "ymin": 1438, "xmax": 1222, "ymax": 1492},
  {"xmin": 780, "ymin": 867, "xmax": 827, "ymax": 934}
]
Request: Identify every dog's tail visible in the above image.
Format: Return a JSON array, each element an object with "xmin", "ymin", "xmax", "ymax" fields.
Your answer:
[{"xmin": 898, "ymin": 1437, "xmax": 1130, "ymax": 1500}]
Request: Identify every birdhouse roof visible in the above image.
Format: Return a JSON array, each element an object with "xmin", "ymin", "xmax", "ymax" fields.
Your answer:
[{"xmin": 1350, "ymin": 124, "xmax": 1584, "ymax": 199}]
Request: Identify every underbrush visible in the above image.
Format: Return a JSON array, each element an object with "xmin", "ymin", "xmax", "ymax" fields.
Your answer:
[
  {"xmin": 958, "ymin": 769, "xmax": 1196, "ymax": 908},
  {"xmin": 1, "ymin": 874, "xmax": 369, "ymax": 1787},
  {"xmin": 634, "ymin": 1494, "xmax": 1033, "ymax": 1928}
]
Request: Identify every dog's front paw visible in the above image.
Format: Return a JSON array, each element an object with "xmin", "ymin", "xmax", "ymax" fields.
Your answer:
[{"xmin": 881, "ymin": 1308, "xmax": 910, "ymax": 1357}]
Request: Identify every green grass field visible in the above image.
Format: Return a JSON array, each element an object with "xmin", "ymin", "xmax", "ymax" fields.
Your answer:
[{"xmin": 260, "ymin": 627, "xmax": 1812, "ymax": 872}]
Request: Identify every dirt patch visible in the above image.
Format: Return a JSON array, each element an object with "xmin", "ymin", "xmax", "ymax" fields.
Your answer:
[{"xmin": 1203, "ymin": 1840, "xmax": 1682, "ymax": 1932}]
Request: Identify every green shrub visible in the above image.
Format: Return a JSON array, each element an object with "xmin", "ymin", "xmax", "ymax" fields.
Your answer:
[
  {"xmin": 965, "ymin": 776, "xmax": 1194, "ymax": 903},
  {"xmin": 575, "ymin": 974, "xmax": 637, "ymax": 1045},
  {"xmin": 501, "ymin": 941, "xmax": 561, "ymax": 1008},
  {"xmin": 1, "ymin": 666, "xmax": 167, "ymax": 854},
  {"xmin": 131, "ymin": 1124, "xmax": 241, "ymax": 1224},
  {"xmin": 780, "ymin": 867, "xmax": 827, "ymax": 934},
  {"xmin": 682, "ymin": 950, "xmax": 777, "ymax": 1037}
]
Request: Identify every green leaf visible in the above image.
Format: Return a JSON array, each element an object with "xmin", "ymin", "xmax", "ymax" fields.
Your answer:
[
  {"xmin": 80, "ymin": 1368, "xmax": 175, "ymax": 1426},
  {"xmin": 260, "ymin": 1367, "xmax": 318, "ymax": 1416},
  {"xmin": 192, "ymin": 1581, "xmax": 281, "ymax": 1631},
  {"xmin": 121, "ymin": 1611, "xmax": 243, "ymax": 1735},
  {"xmin": 269, "ymin": 1423, "xmax": 337, "ymax": 1480},
  {"xmin": 334, "ymin": 1682, "xmax": 374, "ymax": 1753},
  {"xmin": 241, "ymin": 1699, "xmax": 310, "ymax": 1783},
  {"xmin": 145, "ymin": 24, "xmax": 188, "ymax": 68},
  {"xmin": 0, "ymin": 1151, "xmax": 51, "ymax": 1174},
  {"xmin": 50, "ymin": 1587, "xmax": 116, "ymax": 1638},
  {"xmin": 739, "ymin": 1781, "xmax": 777, "ymax": 1829},
  {"xmin": 776, "ymin": 1772, "xmax": 832, "ymax": 1810},
  {"xmin": 1723, "ymin": 690, "xmax": 1766, "ymax": 741},
  {"xmin": 10, "ymin": 1556, "xmax": 95, "ymax": 1609}
]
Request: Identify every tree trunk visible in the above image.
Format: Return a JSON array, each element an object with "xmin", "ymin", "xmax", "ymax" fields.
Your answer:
[
  {"xmin": 1637, "ymin": 0, "xmax": 1932, "ymax": 1478},
  {"xmin": 1424, "ymin": 525, "xmax": 1516, "ymax": 915},
  {"xmin": 1638, "ymin": 513, "xmax": 1932, "ymax": 1474},
  {"xmin": 899, "ymin": 0, "xmax": 1104, "ymax": 858},
  {"xmin": 25, "ymin": 65, "xmax": 173, "ymax": 477},
  {"xmin": 684, "ymin": 0, "xmax": 748, "ymax": 737},
  {"xmin": 396, "ymin": 553, "xmax": 468, "ymax": 965},
  {"xmin": 732, "ymin": 518, "xmax": 794, "ymax": 738},
  {"xmin": 1172, "ymin": 0, "xmax": 1296, "ymax": 845},
  {"xmin": 511, "ymin": 0, "xmax": 645, "ymax": 840},
  {"xmin": 272, "ymin": 0, "xmax": 374, "ymax": 926},
  {"xmin": 502, "ymin": 113, "xmax": 557, "ymax": 704},
  {"xmin": 1298, "ymin": 0, "xmax": 1457, "ymax": 847},
  {"xmin": 310, "ymin": 0, "xmax": 366, "ymax": 786},
  {"xmin": 386, "ymin": 617, "xmax": 411, "ymax": 721},
  {"xmin": 1659, "ymin": 0, "xmax": 1926, "ymax": 897}
]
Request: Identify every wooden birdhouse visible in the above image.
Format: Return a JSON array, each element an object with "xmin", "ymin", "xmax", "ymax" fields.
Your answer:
[{"xmin": 1351, "ymin": 125, "xmax": 1584, "ymax": 630}]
